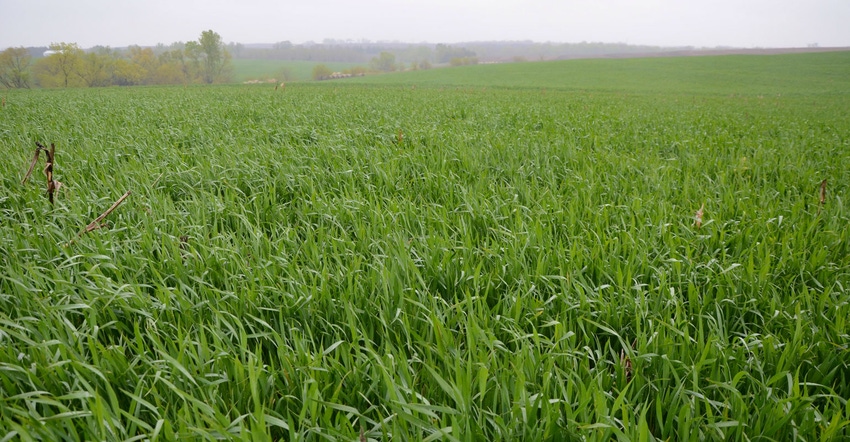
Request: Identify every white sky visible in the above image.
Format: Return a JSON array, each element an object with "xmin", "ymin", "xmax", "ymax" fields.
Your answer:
[{"xmin": 1, "ymin": 0, "xmax": 849, "ymax": 49}]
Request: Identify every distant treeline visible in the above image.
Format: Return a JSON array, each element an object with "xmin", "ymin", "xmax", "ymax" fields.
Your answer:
[
  {"xmin": 0, "ymin": 31, "xmax": 232, "ymax": 89},
  {"xmin": 228, "ymin": 40, "xmax": 686, "ymax": 63},
  {"xmin": 462, "ymin": 41, "xmax": 692, "ymax": 60},
  {"xmin": 228, "ymin": 41, "xmax": 477, "ymax": 66},
  {"xmin": 1, "ymin": 36, "xmax": 693, "ymax": 89}
]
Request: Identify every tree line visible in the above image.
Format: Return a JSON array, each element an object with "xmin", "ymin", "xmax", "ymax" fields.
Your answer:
[
  {"xmin": 1, "ymin": 33, "xmax": 688, "ymax": 89},
  {"xmin": 227, "ymin": 40, "xmax": 680, "ymax": 65},
  {"xmin": 309, "ymin": 48, "xmax": 478, "ymax": 81},
  {"xmin": 0, "ymin": 30, "xmax": 232, "ymax": 88}
]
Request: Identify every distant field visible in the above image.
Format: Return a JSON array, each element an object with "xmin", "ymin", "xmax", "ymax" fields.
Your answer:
[
  {"xmin": 2, "ymin": 52, "xmax": 849, "ymax": 440},
  {"xmin": 231, "ymin": 59, "xmax": 364, "ymax": 82},
  {"xmin": 349, "ymin": 50, "xmax": 850, "ymax": 95}
]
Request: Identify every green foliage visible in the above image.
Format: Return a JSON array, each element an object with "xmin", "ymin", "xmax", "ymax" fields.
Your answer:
[
  {"xmin": 436, "ymin": 44, "xmax": 476, "ymax": 64},
  {"xmin": 351, "ymin": 50, "xmax": 850, "ymax": 96},
  {"xmin": 33, "ymin": 42, "xmax": 85, "ymax": 88},
  {"xmin": 312, "ymin": 64, "xmax": 332, "ymax": 81},
  {"xmin": 194, "ymin": 29, "xmax": 233, "ymax": 84},
  {"xmin": 230, "ymin": 59, "xmax": 361, "ymax": 83},
  {"xmin": 370, "ymin": 51, "xmax": 397, "ymax": 72},
  {"xmin": 0, "ymin": 47, "xmax": 32, "ymax": 89},
  {"xmin": 346, "ymin": 65, "xmax": 368, "ymax": 77},
  {"xmin": 22, "ymin": 32, "xmax": 234, "ymax": 88},
  {"xmin": 76, "ymin": 51, "xmax": 113, "ymax": 87},
  {"xmin": 449, "ymin": 56, "xmax": 478, "ymax": 67},
  {"xmin": 1, "ymin": 53, "xmax": 849, "ymax": 440}
]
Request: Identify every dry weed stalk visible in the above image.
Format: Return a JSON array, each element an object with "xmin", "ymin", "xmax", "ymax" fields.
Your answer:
[
  {"xmin": 818, "ymin": 179, "xmax": 827, "ymax": 214},
  {"xmin": 151, "ymin": 171, "xmax": 165, "ymax": 188},
  {"xmin": 40, "ymin": 142, "xmax": 58, "ymax": 204},
  {"xmin": 694, "ymin": 203, "xmax": 705, "ymax": 229},
  {"xmin": 21, "ymin": 145, "xmax": 43, "ymax": 185},
  {"xmin": 619, "ymin": 348, "xmax": 633, "ymax": 384},
  {"xmin": 397, "ymin": 129, "xmax": 404, "ymax": 145},
  {"xmin": 78, "ymin": 190, "xmax": 131, "ymax": 237},
  {"xmin": 24, "ymin": 142, "xmax": 61, "ymax": 203},
  {"xmin": 612, "ymin": 340, "xmax": 636, "ymax": 393}
]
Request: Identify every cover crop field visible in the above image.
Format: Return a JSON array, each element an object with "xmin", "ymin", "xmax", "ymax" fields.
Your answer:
[{"xmin": 1, "ymin": 52, "xmax": 849, "ymax": 440}]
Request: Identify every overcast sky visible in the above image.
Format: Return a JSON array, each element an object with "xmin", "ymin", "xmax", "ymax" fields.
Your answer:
[{"xmin": 2, "ymin": 0, "xmax": 849, "ymax": 49}]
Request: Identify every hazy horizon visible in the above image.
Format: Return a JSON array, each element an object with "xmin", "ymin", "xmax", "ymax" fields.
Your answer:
[{"xmin": 2, "ymin": 0, "xmax": 849, "ymax": 50}]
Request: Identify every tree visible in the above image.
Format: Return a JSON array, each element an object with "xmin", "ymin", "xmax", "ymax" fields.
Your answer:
[
  {"xmin": 312, "ymin": 64, "xmax": 331, "ymax": 80},
  {"xmin": 195, "ymin": 30, "xmax": 232, "ymax": 84},
  {"xmin": 226, "ymin": 42, "xmax": 244, "ymax": 58},
  {"xmin": 76, "ymin": 49, "xmax": 113, "ymax": 87},
  {"xmin": 184, "ymin": 40, "xmax": 203, "ymax": 82},
  {"xmin": 449, "ymin": 56, "xmax": 478, "ymax": 67},
  {"xmin": 370, "ymin": 51, "xmax": 396, "ymax": 72},
  {"xmin": 0, "ymin": 47, "xmax": 32, "ymax": 88},
  {"xmin": 128, "ymin": 46, "xmax": 160, "ymax": 84},
  {"xmin": 35, "ymin": 42, "xmax": 84, "ymax": 87},
  {"xmin": 50, "ymin": 42, "xmax": 84, "ymax": 87},
  {"xmin": 111, "ymin": 58, "xmax": 143, "ymax": 86},
  {"xmin": 348, "ymin": 65, "xmax": 367, "ymax": 76},
  {"xmin": 436, "ymin": 44, "xmax": 476, "ymax": 64},
  {"xmin": 157, "ymin": 49, "xmax": 191, "ymax": 85},
  {"xmin": 152, "ymin": 49, "xmax": 190, "ymax": 84}
]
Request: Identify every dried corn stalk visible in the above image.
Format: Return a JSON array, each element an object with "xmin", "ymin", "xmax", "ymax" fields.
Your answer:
[
  {"xmin": 24, "ymin": 142, "xmax": 61, "ymax": 204},
  {"xmin": 21, "ymin": 145, "xmax": 42, "ymax": 185},
  {"xmin": 41, "ymin": 142, "xmax": 57, "ymax": 204}
]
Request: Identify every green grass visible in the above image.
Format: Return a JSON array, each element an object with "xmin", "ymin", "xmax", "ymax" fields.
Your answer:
[
  {"xmin": 1, "ymin": 52, "xmax": 849, "ymax": 440},
  {"xmin": 351, "ymin": 51, "xmax": 850, "ymax": 96},
  {"xmin": 231, "ymin": 59, "xmax": 364, "ymax": 82}
]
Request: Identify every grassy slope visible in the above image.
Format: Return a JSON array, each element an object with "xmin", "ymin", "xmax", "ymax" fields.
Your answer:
[
  {"xmin": 1, "ymin": 53, "xmax": 849, "ymax": 440},
  {"xmin": 349, "ymin": 51, "xmax": 850, "ymax": 95},
  {"xmin": 231, "ymin": 59, "xmax": 363, "ymax": 82}
]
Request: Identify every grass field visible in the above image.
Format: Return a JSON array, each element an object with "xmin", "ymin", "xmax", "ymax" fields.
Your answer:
[
  {"xmin": 1, "ymin": 52, "xmax": 849, "ymax": 440},
  {"xmin": 350, "ymin": 51, "xmax": 850, "ymax": 96},
  {"xmin": 231, "ymin": 59, "xmax": 363, "ymax": 83}
]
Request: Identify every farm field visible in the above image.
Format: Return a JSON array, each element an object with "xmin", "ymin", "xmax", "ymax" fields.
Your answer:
[
  {"xmin": 1, "ymin": 52, "xmax": 850, "ymax": 440},
  {"xmin": 350, "ymin": 50, "xmax": 850, "ymax": 96},
  {"xmin": 231, "ymin": 59, "xmax": 363, "ymax": 83}
]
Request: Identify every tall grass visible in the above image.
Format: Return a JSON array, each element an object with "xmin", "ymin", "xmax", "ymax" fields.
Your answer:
[{"xmin": 1, "ymin": 54, "xmax": 849, "ymax": 440}]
